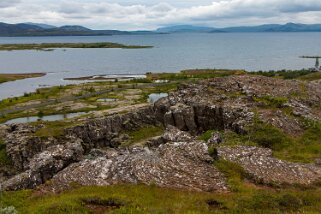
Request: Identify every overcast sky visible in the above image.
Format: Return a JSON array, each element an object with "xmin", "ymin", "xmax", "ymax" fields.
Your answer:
[{"xmin": 1, "ymin": 0, "xmax": 321, "ymax": 30}]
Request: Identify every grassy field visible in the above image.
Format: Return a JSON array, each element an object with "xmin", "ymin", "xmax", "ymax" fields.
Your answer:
[
  {"xmin": 0, "ymin": 42, "xmax": 152, "ymax": 51},
  {"xmin": 1, "ymin": 167, "xmax": 321, "ymax": 213},
  {"xmin": 0, "ymin": 73, "xmax": 45, "ymax": 84}
]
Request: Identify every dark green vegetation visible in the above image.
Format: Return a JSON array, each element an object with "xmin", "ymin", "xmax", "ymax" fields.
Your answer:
[
  {"xmin": 0, "ymin": 138, "xmax": 11, "ymax": 167},
  {"xmin": 0, "ymin": 73, "xmax": 45, "ymax": 84},
  {"xmin": 0, "ymin": 42, "xmax": 152, "ymax": 51},
  {"xmin": 252, "ymin": 69, "xmax": 321, "ymax": 80},
  {"xmin": 147, "ymin": 69, "xmax": 245, "ymax": 81},
  {"xmin": 200, "ymin": 119, "xmax": 321, "ymax": 164},
  {"xmin": 124, "ymin": 126, "xmax": 164, "ymax": 146},
  {"xmin": 253, "ymin": 96, "xmax": 288, "ymax": 108}
]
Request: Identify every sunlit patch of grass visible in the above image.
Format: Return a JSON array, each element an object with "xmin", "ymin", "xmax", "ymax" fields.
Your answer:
[
  {"xmin": 123, "ymin": 126, "xmax": 164, "ymax": 146},
  {"xmin": 273, "ymin": 122, "xmax": 321, "ymax": 163},
  {"xmin": 299, "ymin": 72, "xmax": 321, "ymax": 81}
]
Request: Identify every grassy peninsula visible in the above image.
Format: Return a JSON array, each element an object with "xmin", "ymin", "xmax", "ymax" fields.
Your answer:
[
  {"xmin": 0, "ymin": 73, "xmax": 46, "ymax": 84},
  {"xmin": 0, "ymin": 42, "xmax": 153, "ymax": 51}
]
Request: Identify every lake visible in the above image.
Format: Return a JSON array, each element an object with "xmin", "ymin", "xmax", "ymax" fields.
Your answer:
[{"xmin": 0, "ymin": 33, "xmax": 320, "ymax": 100}]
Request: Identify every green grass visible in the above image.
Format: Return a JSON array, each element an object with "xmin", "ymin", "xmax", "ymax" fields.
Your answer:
[
  {"xmin": 147, "ymin": 69, "xmax": 245, "ymax": 81},
  {"xmin": 299, "ymin": 72, "xmax": 321, "ymax": 81},
  {"xmin": 33, "ymin": 121, "xmax": 82, "ymax": 138},
  {"xmin": 124, "ymin": 126, "xmax": 164, "ymax": 146},
  {"xmin": 273, "ymin": 122, "xmax": 321, "ymax": 163},
  {"xmin": 247, "ymin": 121, "xmax": 289, "ymax": 149},
  {"xmin": 197, "ymin": 118, "xmax": 321, "ymax": 164},
  {"xmin": 252, "ymin": 69, "xmax": 318, "ymax": 80},
  {"xmin": 0, "ymin": 42, "xmax": 152, "ymax": 51},
  {"xmin": 198, "ymin": 130, "xmax": 215, "ymax": 142},
  {"xmin": 0, "ymin": 85, "xmax": 72, "ymax": 111},
  {"xmin": 253, "ymin": 95, "xmax": 288, "ymax": 108}
]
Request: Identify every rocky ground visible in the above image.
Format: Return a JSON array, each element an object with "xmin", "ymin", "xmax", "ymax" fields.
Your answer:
[{"xmin": 1, "ymin": 74, "xmax": 321, "ymax": 195}]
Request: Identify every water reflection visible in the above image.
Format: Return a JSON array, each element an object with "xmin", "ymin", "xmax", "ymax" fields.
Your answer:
[{"xmin": 4, "ymin": 112, "xmax": 86, "ymax": 124}]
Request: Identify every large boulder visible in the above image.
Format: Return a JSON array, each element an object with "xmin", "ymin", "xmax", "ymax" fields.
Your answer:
[{"xmin": 2, "ymin": 139, "xmax": 84, "ymax": 191}]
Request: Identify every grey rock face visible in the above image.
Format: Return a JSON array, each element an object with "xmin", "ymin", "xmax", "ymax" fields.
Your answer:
[
  {"xmin": 2, "ymin": 139, "xmax": 84, "ymax": 190},
  {"xmin": 154, "ymin": 75, "xmax": 321, "ymax": 135},
  {"xmin": 218, "ymin": 146, "xmax": 321, "ymax": 186},
  {"xmin": 2, "ymin": 106, "xmax": 159, "ymax": 190},
  {"xmin": 65, "ymin": 106, "xmax": 158, "ymax": 152},
  {"xmin": 5, "ymin": 125, "xmax": 59, "ymax": 171},
  {"xmin": 46, "ymin": 138, "xmax": 228, "ymax": 193}
]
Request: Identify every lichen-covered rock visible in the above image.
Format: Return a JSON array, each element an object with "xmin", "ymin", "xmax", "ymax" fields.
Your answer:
[
  {"xmin": 2, "ymin": 139, "xmax": 84, "ymax": 191},
  {"xmin": 218, "ymin": 146, "xmax": 321, "ymax": 186},
  {"xmin": 45, "ymin": 140, "xmax": 227, "ymax": 193},
  {"xmin": 65, "ymin": 106, "xmax": 158, "ymax": 152},
  {"xmin": 154, "ymin": 75, "xmax": 321, "ymax": 134},
  {"xmin": 5, "ymin": 125, "xmax": 59, "ymax": 171}
]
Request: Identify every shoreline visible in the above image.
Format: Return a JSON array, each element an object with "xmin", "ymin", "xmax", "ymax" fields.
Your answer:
[
  {"xmin": 0, "ymin": 73, "xmax": 46, "ymax": 84},
  {"xmin": 0, "ymin": 42, "xmax": 153, "ymax": 51}
]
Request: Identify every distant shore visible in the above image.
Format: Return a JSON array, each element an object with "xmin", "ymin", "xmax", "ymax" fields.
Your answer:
[
  {"xmin": 0, "ymin": 42, "xmax": 153, "ymax": 51},
  {"xmin": 64, "ymin": 74, "xmax": 146, "ymax": 81},
  {"xmin": 0, "ymin": 73, "xmax": 46, "ymax": 84}
]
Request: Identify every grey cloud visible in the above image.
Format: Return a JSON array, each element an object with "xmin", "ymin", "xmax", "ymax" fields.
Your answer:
[
  {"xmin": 0, "ymin": 0, "xmax": 20, "ymax": 8},
  {"xmin": 1, "ymin": 0, "xmax": 321, "ymax": 30}
]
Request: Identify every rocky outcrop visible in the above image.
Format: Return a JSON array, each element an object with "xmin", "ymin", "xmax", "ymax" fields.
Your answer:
[
  {"xmin": 155, "ymin": 75, "xmax": 321, "ymax": 134},
  {"xmin": 3, "ymin": 139, "xmax": 83, "ymax": 190},
  {"xmin": 1, "ymin": 106, "xmax": 159, "ymax": 190},
  {"xmin": 44, "ymin": 127, "xmax": 228, "ymax": 193},
  {"xmin": 1, "ymin": 75, "xmax": 321, "ymax": 192},
  {"xmin": 65, "ymin": 106, "xmax": 158, "ymax": 152},
  {"xmin": 155, "ymin": 98, "xmax": 254, "ymax": 134},
  {"xmin": 5, "ymin": 124, "xmax": 59, "ymax": 171},
  {"xmin": 218, "ymin": 146, "xmax": 321, "ymax": 186}
]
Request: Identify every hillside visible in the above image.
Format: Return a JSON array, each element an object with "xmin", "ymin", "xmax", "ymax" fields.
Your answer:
[
  {"xmin": 0, "ymin": 22, "xmax": 155, "ymax": 36},
  {"xmin": 157, "ymin": 23, "xmax": 321, "ymax": 33},
  {"xmin": 0, "ymin": 69, "xmax": 321, "ymax": 213}
]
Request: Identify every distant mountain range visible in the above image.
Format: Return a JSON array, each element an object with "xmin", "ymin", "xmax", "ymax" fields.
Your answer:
[
  {"xmin": 156, "ymin": 23, "xmax": 321, "ymax": 33},
  {"xmin": 1, "ymin": 22, "xmax": 321, "ymax": 37},
  {"xmin": 0, "ymin": 22, "xmax": 156, "ymax": 36}
]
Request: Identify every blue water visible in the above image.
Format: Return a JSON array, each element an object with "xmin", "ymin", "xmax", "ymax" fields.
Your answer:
[
  {"xmin": 0, "ymin": 33, "xmax": 320, "ymax": 99},
  {"xmin": 4, "ymin": 112, "xmax": 86, "ymax": 124}
]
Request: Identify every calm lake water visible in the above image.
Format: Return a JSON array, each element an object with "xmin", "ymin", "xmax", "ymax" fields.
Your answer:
[{"xmin": 0, "ymin": 33, "xmax": 320, "ymax": 99}]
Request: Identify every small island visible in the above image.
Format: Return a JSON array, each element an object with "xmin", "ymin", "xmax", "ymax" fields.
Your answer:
[
  {"xmin": 0, "ymin": 73, "xmax": 46, "ymax": 84},
  {"xmin": 0, "ymin": 42, "xmax": 153, "ymax": 51}
]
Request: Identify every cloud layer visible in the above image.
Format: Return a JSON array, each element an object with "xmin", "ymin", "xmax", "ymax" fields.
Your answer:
[{"xmin": 1, "ymin": 0, "xmax": 321, "ymax": 30}]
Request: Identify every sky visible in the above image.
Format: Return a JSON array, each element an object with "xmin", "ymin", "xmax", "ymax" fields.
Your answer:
[{"xmin": 1, "ymin": 0, "xmax": 321, "ymax": 30}]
